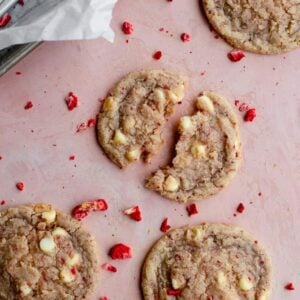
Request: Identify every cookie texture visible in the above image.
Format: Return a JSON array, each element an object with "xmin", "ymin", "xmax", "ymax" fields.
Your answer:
[
  {"xmin": 0, "ymin": 204, "xmax": 99, "ymax": 300},
  {"xmin": 146, "ymin": 91, "xmax": 241, "ymax": 203},
  {"xmin": 142, "ymin": 224, "xmax": 272, "ymax": 300},
  {"xmin": 97, "ymin": 70, "xmax": 187, "ymax": 168},
  {"xmin": 203, "ymin": 0, "xmax": 300, "ymax": 54}
]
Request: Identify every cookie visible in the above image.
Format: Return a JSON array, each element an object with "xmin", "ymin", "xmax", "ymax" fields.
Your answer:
[
  {"xmin": 0, "ymin": 204, "xmax": 99, "ymax": 299},
  {"xmin": 97, "ymin": 70, "xmax": 187, "ymax": 168},
  {"xmin": 146, "ymin": 91, "xmax": 241, "ymax": 203},
  {"xmin": 142, "ymin": 224, "xmax": 272, "ymax": 300},
  {"xmin": 203, "ymin": 0, "xmax": 300, "ymax": 54}
]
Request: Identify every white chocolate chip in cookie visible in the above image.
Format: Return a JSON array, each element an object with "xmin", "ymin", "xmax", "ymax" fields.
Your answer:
[
  {"xmin": 179, "ymin": 116, "xmax": 192, "ymax": 132},
  {"xmin": 258, "ymin": 292, "xmax": 268, "ymax": 300},
  {"xmin": 172, "ymin": 276, "xmax": 186, "ymax": 289},
  {"xmin": 239, "ymin": 275, "xmax": 253, "ymax": 291},
  {"xmin": 39, "ymin": 236, "xmax": 56, "ymax": 254},
  {"xmin": 196, "ymin": 95, "xmax": 215, "ymax": 114},
  {"xmin": 126, "ymin": 148, "xmax": 140, "ymax": 161},
  {"xmin": 191, "ymin": 143, "xmax": 206, "ymax": 159},
  {"xmin": 42, "ymin": 210, "xmax": 56, "ymax": 223},
  {"xmin": 113, "ymin": 129, "xmax": 127, "ymax": 145},
  {"xmin": 167, "ymin": 84, "xmax": 185, "ymax": 103},
  {"xmin": 52, "ymin": 227, "xmax": 69, "ymax": 237},
  {"xmin": 102, "ymin": 97, "xmax": 115, "ymax": 112},
  {"xmin": 20, "ymin": 283, "xmax": 32, "ymax": 296},
  {"xmin": 67, "ymin": 252, "xmax": 81, "ymax": 267},
  {"xmin": 217, "ymin": 271, "xmax": 227, "ymax": 286},
  {"xmin": 154, "ymin": 88, "xmax": 166, "ymax": 101},
  {"xmin": 164, "ymin": 175, "xmax": 180, "ymax": 192},
  {"xmin": 186, "ymin": 227, "xmax": 203, "ymax": 241},
  {"xmin": 60, "ymin": 267, "xmax": 76, "ymax": 283}
]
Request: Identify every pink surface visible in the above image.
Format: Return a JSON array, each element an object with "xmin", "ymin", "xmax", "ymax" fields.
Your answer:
[{"xmin": 0, "ymin": 0, "xmax": 299, "ymax": 299}]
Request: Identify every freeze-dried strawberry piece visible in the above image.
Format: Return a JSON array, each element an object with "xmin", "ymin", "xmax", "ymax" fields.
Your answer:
[
  {"xmin": 16, "ymin": 71, "xmax": 22, "ymax": 75},
  {"xmin": 99, "ymin": 297, "xmax": 109, "ymax": 300},
  {"xmin": 186, "ymin": 203, "xmax": 198, "ymax": 216},
  {"xmin": 18, "ymin": 0, "xmax": 24, "ymax": 5},
  {"xmin": 167, "ymin": 288, "xmax": 181, "ymax": 296},
  {"xmin": 109, "ymin": 243, "xmax": 132, "ymax": 260},
  {"xmin": 16, "ymin": 182, "xmax": 24, "ymax": 191},
  {"xmin": 181, "ymin": 33, "xmax": 191, "ymax": 42},
  {"xmin": 285, "ymin": 283, "xmax": 295, "ymax": 290},
  {"xmin": 234, "ymin": 99, "xmax": 240, "ymax": 106},
  {"xmin": 70, "ymin": 267, "xmax": 77, "ymax": 275},
  {"xmin": 122, "ymin": 21, "xmax": 134, "ymax": 35},
  {"xmin": 124, "ymin": 206, "xmax": 142, "ymax": 221},
  {"xmin": 236, "ymin": 203, "xmax": 245, "ymax": 213},
  {"xmin": 102, "ymin": 263, "xmax": 117, "ymax": 272},
  {"xmin": 72, "ymin": 199, "xmax": 108, "ymax": 221},
  {"xmin": 160, "ymin": 218, "xmax": 171, "ymax": 232},
  {"xmin": 153, "ymin": 51, "xmax": 162, "ymax": 60},
  {"xmin": 24, "ymin": 101, "xmax": 33, "ymax": 110},
  {"xmin": 76, "ymin": 118, "xmax": 96, "ymax": 132},
  {"xmin": 0, "ymin": 14, "xmax": 11, "ymax": 28},
  {"xmin": 87, "ymin": 118, "xmax": 96, "ymax": 127},
  {"xmin": 0, "ymin": 200, "xmax": 6, "ymax": 205},
  {"xmin": 244, "ymin": 108, "xmax": 256, "ymax": 122},
  {"xmin": 228, "ymin": 50, "xmax": 245, "ymax": 62},
  {"xmin": 69, "ymin": 155, "xmax": 75, "ymax": 160},
  {"xmin": 239, "ymin": 103, "xmax": 249, "ymax": 112},
  {"xmin": 65, "ymin": 92, "xmax": 78, "ymax": 111}
]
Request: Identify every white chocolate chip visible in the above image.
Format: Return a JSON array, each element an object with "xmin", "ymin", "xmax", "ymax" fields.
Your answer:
[
  {"xmin": 191, "ymin": 143, "xmax": 206, "ymax": 159},
  {"xmin": 126, "ymin": 148, "xmax": 140, "ymax": 161},
  {"xmin": 41, "ymin": 210, "xmax": 56, "ymax": 223},
  {"xmin": 239, "ymin": 275, "xmax": 254, "ymax": 291},
  {"xmin": 164, "ymin": 175, "xmax": 180, "ymax": 192},
  {"xmin": 171, "ymin": 276, "xmax": 186, "ymax": 289},
  {"xmin": 20, "ymin": 283, "xmax": 32, "ymax": 296},
  {"xmin": 113, "ymin": 129, "xmax": 127, "ymax": 145},
  {"xmin": 196, "ymin": 95, "xmax": 215, "ymax": 114},
  {"xmin": 154, "ymin": 88, "xmax": 166, "ymax": 101},
  {"xmin": 39, "ymin": 236, "xmax": 56, "ymax": 254},
  {"xmin": 60, "ymin": 267, "xmax": 76, "ymax": 283},
  {"xmin": 167, "ymin": 84, "xmax": 185, "ymax": 103},
  {"xmin": 67, "ymin": 252, "xmax": 81, "ymax": 267},
  {"xmin": 217, "ymin": 271, "xmax": 227, "ymax": 286},
  {"xmin": 179, "ymin": 116, "xmax": 192, "ymax": 132},
  {"xmin": 102, "ymin": 97, "xmax": 115, "ymax": 112},
  {"xmin": 258, "ymin": 292, "xmax": 268, "ymax": 300},
  {"xmin": 52, "ymin": 227, "xmax": 69, "ymax": 237},
  {"xmin": 186, "ymin": 228, "xmax": 203, "ymax": 241}
]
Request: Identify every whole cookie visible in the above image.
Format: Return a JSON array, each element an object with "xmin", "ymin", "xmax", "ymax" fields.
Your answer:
[
  {"xmin": 142, "ymin": 224, "xmax": 272, "ymax": 300},
  {"xmin": 97, "ymin": 70, "xmax": 187, "ymax": 168},
  {"xmin": 203, "ymin": 0, "xmax": 300, "ymax": 54},
  {"xmin": 0, "ymin": 204, "xmax": 99, "ymax": 300},
  {"xmin": 146, "ymin": 91, "xmax": 241, "ymax": 203}
]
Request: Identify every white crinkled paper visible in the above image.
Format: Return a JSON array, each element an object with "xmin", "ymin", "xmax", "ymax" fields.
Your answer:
[{"xmin": 0, "ymin": 0, "xmax": 118, "ymax": 51}]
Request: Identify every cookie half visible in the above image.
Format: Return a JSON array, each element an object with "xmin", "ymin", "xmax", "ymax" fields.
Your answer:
[
  {"xmin": 146, "ymin": 91, "xmax": 241, "ymax": 203},
  {"xmin": 97, "ymin": 70, "xmax": 187, "ymax": 168},
  {"xmin": 142, "ymin": 224, "xmax": 271, "ymax": 300},
  {"xmin": 0, "ymin": 204, "xmax": 99, "ymax": 299},
  {"xmin": 203, "ymin": 0, "xmax": 300, "ymax": 54}
]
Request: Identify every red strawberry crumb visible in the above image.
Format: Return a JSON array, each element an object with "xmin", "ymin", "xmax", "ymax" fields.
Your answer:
[
  {"xmin": 0, "ymin": 14, "xmax": 11, "ymax": 28},
  {"xmin": 285, "ymin": 283, "xmax": 295, "ymax": 291},
  {"xmin": 16, "ymin": 71, "xmax": 22, "ymax": 75},
  {"xmin": 16, "ymin": 182, "xmax": 24, "ymax": 191},
  {"xmin": 167, "ymin": 289, "xmax": 181, "ymax": 296},
  {"xmin": 244, "ymin": 108, "xmax": 256, "ymax": 122},
  {"xmin": 109, "ymin": 243, "xmax": 132, "ymax": 260},
  {"xmin": 238, "ymin": 103, "xmax": 249, "ymax": 112},
  {"xmin": 234, "ymin": 99, "xmax": 240, "ymax": 106},
  {"xmin": 18, "ymin": 0, "xmax": 24, "ymax": 5},
  {"xmin": 0, "ymin": 200, "xmax": 5, "ymax": 205},
  {"xmin": 72, "ymin": 199, "xmax": 108, "ymax": 221},
  {"xmin": 99, "ymin": 297, "xmax": 109, "ymax": 300},
  {"xmin": 102, "ymin": 263, "xmax": 117, "ymax": 272},
  {"xmin": 160, "ymin": 218, "xmax": 171, "ymax": 232},
  {"xmin": 65, "ymin": 92, "xmax": 78, "ymax": 111},
  {"xmin": 228, "ymin": 50, "xmax": 245, "ymax": 62},
  {"xmin": 70, "ymin": 267, "xmax": 77, "ymax": 275},
  {"xmin": 258, "ymin": 192, "xmax": 262, "ymax": 197},
  {"xmin": 123, "ymin": 206, "xmax": 142, "ymax": 221},
  {"xmin": 87, "ymin": 118, "xmax": 96, "ymax": 127},
  {"xmin": 167, "ymin": 0, "xmax": 173, "ymax": 2},
  {"xmin": 69, "ymin": 155, "xmax": 75, "ymax": 160},
  {"xmin": 0, "ymin": 156, "xmax": 2, "ymax": 160},
  {"xmin": 76, "ymin": 118, "xmax": 96, "ymax": 132},
  {"xmin": 122, "ymin": 21, "xmax": 134, "ymax": 35},
  {"xmin": 159, "ymin": 27, "xmax": 164, "ymax": 32},
  {"xmin": 24, "ymin": 101, "xmax": 33, "ymax": 110},
  {"xmin": 236, "ymin": 203, "xmax": 245, "ymax": 213},
  {"xmin": 153, "ymin": 51, "xmax": 162, "ymax": 60},
  {"xmin": 186, "ymin": 203, "xmax": 198, "ymax": 216},
  {"xmin": 181, "ymin": 33, "xmax": 191, "ymax": 42}
]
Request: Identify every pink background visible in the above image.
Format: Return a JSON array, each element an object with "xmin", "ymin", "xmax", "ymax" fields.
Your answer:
[{"xmin": 0, "ymin": 0, "xmax": 299, "ymax": 299}]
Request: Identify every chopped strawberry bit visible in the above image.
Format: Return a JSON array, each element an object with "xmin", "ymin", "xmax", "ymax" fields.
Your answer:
[
  {"xmin": 0, "ymin": 156, "xmax": 2, "ymax": 160},
  {"xmin": 16, "ymin": 182, "xmax": 24, "ymax": 191},
  {"xmin": 234, "ymin": 99, "xmax": 240, "ymax": 106},
  {"xmin": 228, "ymin": 50, "xmax": 245, "ymax": 62},
  {"xmin": 285, "ymin": 283, "xmax": 295, "ymax": 290},
  {"xmin": 0, "ymin": 200, "xmax": 5, "ymax": 205},
  {"xmin": 258, "ymin": 192, "xmax": 262, "ymax": 197},
  {"xmin": 69, "ymin": 155, "xmax": 75, "ymax": 160},
  {"xmin": 87, "ymin": 118, "xmax": 96, "ymax": 127},
  {"xmin": 239, "ymin": 103, "xmax": 249, "ymax": 112},
  {"xmin": 153, "ymin": 51, "xmax": 162, "ymax": 60},
  {"xmin": 102, "ymin": 263, "xmax": 117, "ymax": 272},
  {"xmin": 122, "ymin": 21, "xmax": 134, "ymax": 35},
  {"xmin": 76, "ymin": 118, "xmax": 96, "ymax": 132},
  {"xmin": 160, "ymin": 218, "xmax": 171, "ymax": 232},
  {"xmin": 70, "ymin": 267, "xmax": 77, "ymax": 275},
  {"xmin": 0, "ymin": 14, "xmax": 11, "ymax": 28},
  {"xmin": 16, "ymin": 71, "xmax": 22, "ymax": 75},
  {"xmin": 181, "ymin": 33, "xmax": 191, "ymax": 42},
  {"xmin": 236, "ymin": 203, "xmax": 245, "ymax": 213},
  {"xmin": 167, "ymin": 288, "xmax": 181, "ymax": 296},
  {"xmin": 186, "ymin": 203, "xmax": 198, "ymax": 216},
  {"xmin": 72, "ymin": 199, "xmax": 108, "ymax": 221},
  {"xmin": 244, "ymin": 108, "xmax": 256, "ymax": 122},
  {"xmin": 99, "ymin": 297, "xmax": 109, "ymax": 300},
  {"xmin": 65, "ymin": 92, "xmax": 78, "ymax": 111},
  {"xmin": 124, "ymin": 206, "xmax": 142, "ymax": 221},
  {"xmin": 18, "ymin": 0, "xmax": 24, "ymax": 5},
  {"xmin": 24, "ymin": 101, "xmax": 33, "ymax": 110},
  {"xmin": 109, "ymin": 243, "xmax": 132, "ymax": 260}
]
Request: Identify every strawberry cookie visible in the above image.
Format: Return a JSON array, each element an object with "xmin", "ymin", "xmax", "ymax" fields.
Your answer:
[
  {"xmin": 0, "ymin": 204, "xmax": 99, "ymax": 299},
  {"xmin": 142, "ymin": 224, "xmax": 271, "ymax": 300},
  {"xmin": 146, "ymin": 91, "xmax": 241, "ymax": 202},
  {"xmin": 97, "ymin": 70, "xmax": 187, "ymax": 168},
  {"xmin": 203, "ymin": 0, "xmax": 300, "ymax": 54}
]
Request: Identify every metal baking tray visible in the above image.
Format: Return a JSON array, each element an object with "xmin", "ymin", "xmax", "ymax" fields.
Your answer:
[{"xmin": 0, "ymin": 42, "xmax": 41, "ymax": 76}]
